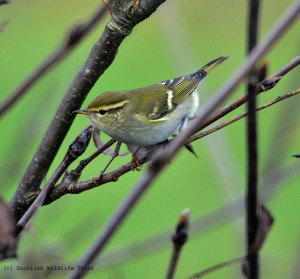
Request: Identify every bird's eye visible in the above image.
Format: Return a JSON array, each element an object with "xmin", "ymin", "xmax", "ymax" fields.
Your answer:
[{"xmin": 98, "ymin": 109, "xmax": 107, "ymax": 115}]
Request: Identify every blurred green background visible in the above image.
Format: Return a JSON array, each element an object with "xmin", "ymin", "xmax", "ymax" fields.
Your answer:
[{"xmin": 1, "ymin": 0, "xmax": 300, "ymax": 278}]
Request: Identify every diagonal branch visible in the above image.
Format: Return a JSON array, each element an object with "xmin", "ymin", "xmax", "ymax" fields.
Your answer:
[{"xmin": 9, "ymin": 0, "xmax": 167, "ymax": 222}]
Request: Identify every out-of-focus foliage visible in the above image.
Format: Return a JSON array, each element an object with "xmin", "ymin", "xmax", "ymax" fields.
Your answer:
[{"xmin": 1, "ymin": 0, "xmax": 300, "ymax": 278}]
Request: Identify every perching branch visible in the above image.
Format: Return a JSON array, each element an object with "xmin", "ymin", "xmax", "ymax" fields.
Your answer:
[
  {"xmin": 9, "ymin": 0, "xmax": 167, "ymax": 222},
  {"xmin": 68, "ymin": 3, "xmax": 300, "ymax": 278}
]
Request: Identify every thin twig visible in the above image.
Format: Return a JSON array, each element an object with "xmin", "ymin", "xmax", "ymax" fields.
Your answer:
[
  {"xmin": 9, "ymin": 0, "xmax": 168, "ymax": 222},
  {"xmin": 43, "ymin": 139, "xmax": 116, "ymax": 201},
  {"xmin": 64, "ymin": 139, "xmax": 116, "ymax": 184},
  {"xmin": 269, "ymin": 56, "xmax": 300, "ymax": 78},
  {"xmin": 191, "ymin": 88, "xmax": 300, "ymax": 141},
  {"xmin": 68, "ymin": 3, "xmax": 300, "ymax": 278},
  {"xmin": 188, "ymin": 257, "xmax": 245, "ymax": 279},
  {"xmin": 0, "ymin": 2, "xmax": 110, "ymax": 117},
  {"xmin": 99, "ymin": 141, "xmax": 122, "ymax": 178}
]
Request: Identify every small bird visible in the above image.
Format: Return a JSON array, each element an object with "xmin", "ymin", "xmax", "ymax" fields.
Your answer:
[{"xmin": 74, "ymin": 56, "xmax": 228, "ymax": 147}]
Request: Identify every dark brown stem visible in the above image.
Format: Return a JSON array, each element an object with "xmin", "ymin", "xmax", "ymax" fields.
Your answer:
[{"xmin": 246, "ymin": 0, "xmax": 260, "ymax": 277}]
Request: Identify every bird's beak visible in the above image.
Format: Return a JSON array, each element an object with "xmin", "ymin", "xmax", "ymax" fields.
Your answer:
[
  {"xmin": 201, "ymin": 56, "xmax": 229, "ymax": 73},
  {"xmin": 73, "ymin": 109, "xmax": 90, "ymax": 115}
]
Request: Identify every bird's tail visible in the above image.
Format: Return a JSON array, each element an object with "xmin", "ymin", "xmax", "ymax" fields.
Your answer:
[{"xmin": 193, "ymin": 56, "xmax": 229, "ymax": 77}]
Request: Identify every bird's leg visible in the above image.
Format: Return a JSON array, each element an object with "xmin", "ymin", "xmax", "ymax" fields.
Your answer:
[
  {"xmin": 99, "ymin": 141, "xmax": 122, "ymax": 179},
  {"xmin": 179, "ymin": 118, "xmax": 198, "ymax": 158},
  {"xmin": 93, "ymin": 128, "xmax": 128, "ymax": 156},
  {"xmin": 131, "ymin": 146, "xmax": 143, "ymax": 171}
]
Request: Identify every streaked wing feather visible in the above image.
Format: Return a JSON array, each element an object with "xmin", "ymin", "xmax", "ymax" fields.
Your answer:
[
  {"xmin": 163, "ymin": 76, "xmax": 200, "ymax": 106},
  {"xmin": 147, "ymin": 76, "xmax": 201, "ymax": 121}
]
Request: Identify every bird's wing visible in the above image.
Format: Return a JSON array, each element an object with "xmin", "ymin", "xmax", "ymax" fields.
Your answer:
[
  {"xmin": 139, "ymin": 76, "xmax": 201, "ymax": 121},
  {"xmin": 160, "ymin": 75, "xmax": 202, "ymax": 106}
]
